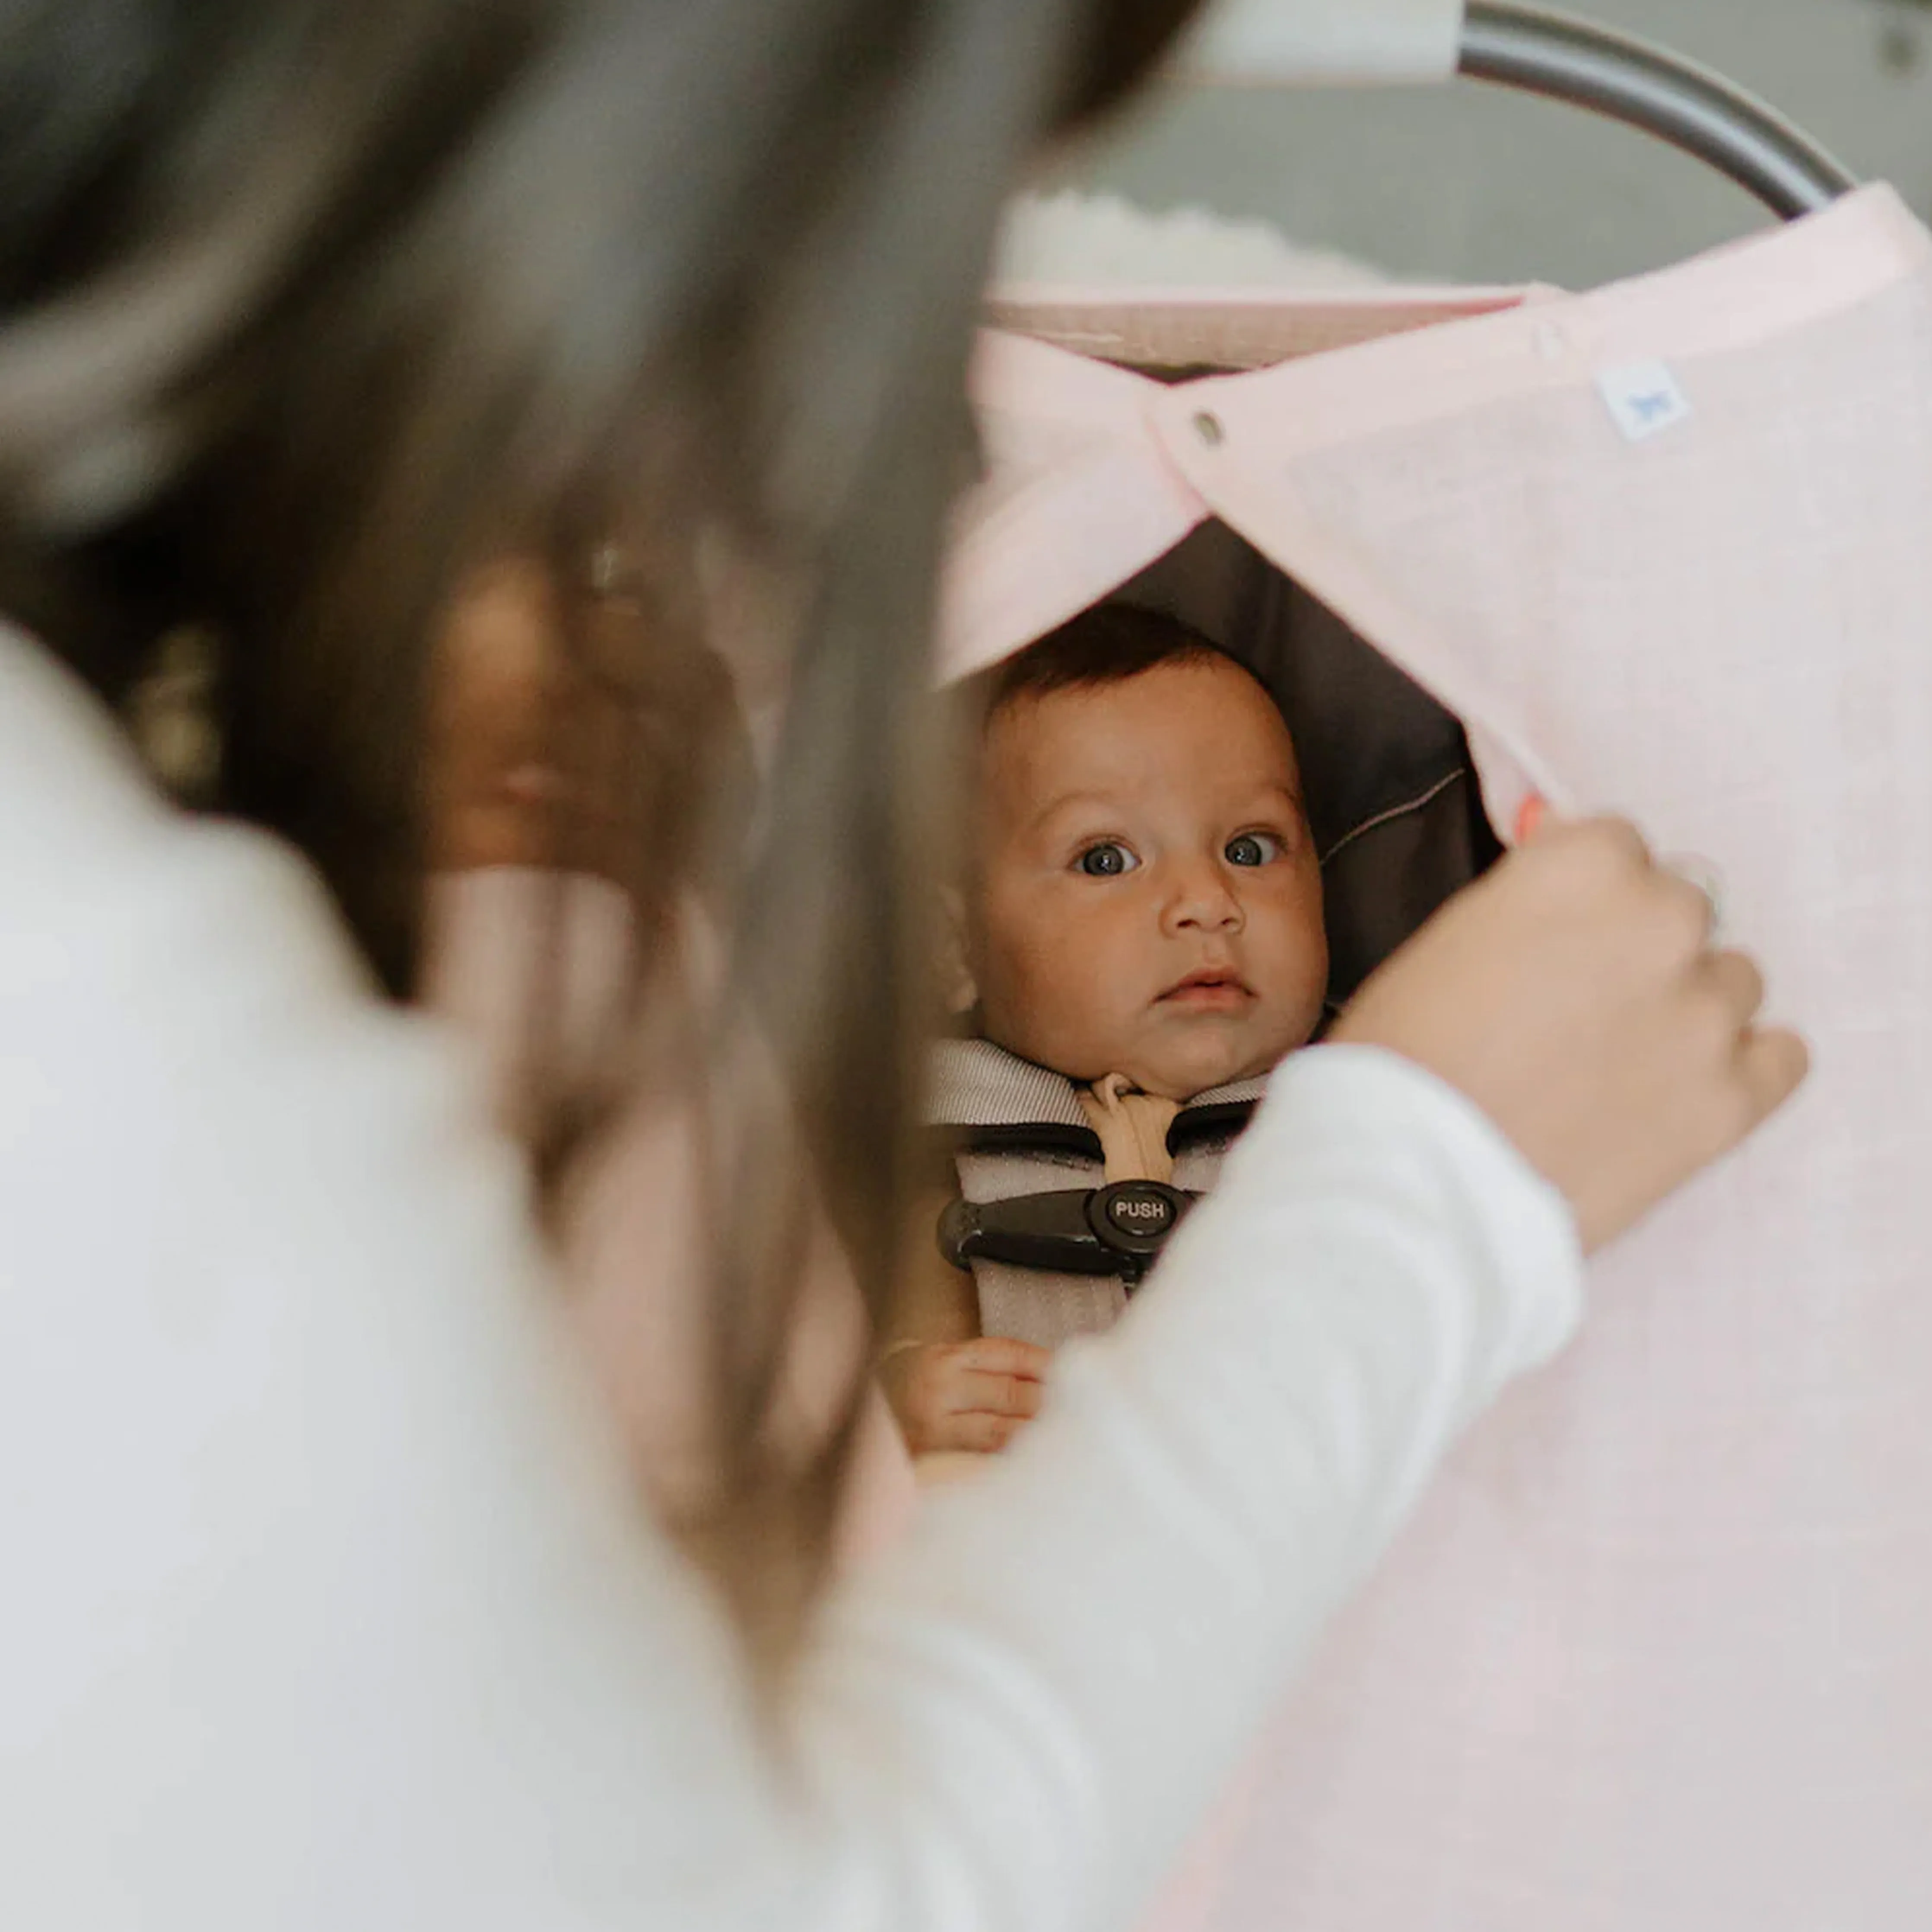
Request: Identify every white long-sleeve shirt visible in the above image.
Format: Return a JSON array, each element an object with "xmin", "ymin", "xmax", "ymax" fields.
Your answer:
[{"xmin": 0, "ymin": 623, "xmax": 1580, "ymax": 1930}]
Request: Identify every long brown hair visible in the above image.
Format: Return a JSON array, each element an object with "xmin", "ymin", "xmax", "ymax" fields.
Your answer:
[{"xmin": 0, "ymin": 0, "xmax": 1208, "ymax": 1645}]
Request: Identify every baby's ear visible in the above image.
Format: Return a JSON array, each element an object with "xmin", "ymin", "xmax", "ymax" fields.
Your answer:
[{"xmin": 937, "ymin": 886, "xmax": 979, "ymax": 1016}]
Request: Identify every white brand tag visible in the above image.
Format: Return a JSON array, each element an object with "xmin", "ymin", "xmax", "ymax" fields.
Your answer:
[{"xmin": 1595, "ymin": 360, "xmax": 1692, "ymax": 443}]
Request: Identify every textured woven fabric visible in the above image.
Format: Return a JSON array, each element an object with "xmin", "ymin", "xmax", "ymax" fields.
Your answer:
[
  {"xmin": 942, "ymin": 184, "xmax": 1932, "ymax": 1929},
  {"xmin": 928, "ymin": 1036, "xmax": 1094, "ymax": 1131}
]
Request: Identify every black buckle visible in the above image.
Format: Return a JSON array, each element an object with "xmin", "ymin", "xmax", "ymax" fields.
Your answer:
[{"xmin": 938, "ymin": 1180, "xmax": 1196, "ymax": 1292}]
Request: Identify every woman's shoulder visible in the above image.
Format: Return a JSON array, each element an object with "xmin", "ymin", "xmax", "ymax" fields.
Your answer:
[
  {"xmin": 0, "ymin": 620, "xmax": 522, "ymax": 1324},
  {"xmin": 0, "ymin": 623, "xmax": 372, "ymax": 1035},
  {"xmin": 0, "ymin": 622, "xmax": 168, "ymax": 862}
]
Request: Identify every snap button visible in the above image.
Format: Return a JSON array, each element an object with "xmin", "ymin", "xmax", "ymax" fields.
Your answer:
[{"xmin": 1531, "ymin": 320, "xmax": 1569, "ymax": 363}]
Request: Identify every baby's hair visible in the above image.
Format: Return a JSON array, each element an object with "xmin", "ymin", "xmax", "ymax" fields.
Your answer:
[{"xmin": 985, "ymin": 602, "xmax": 1238, "ymax": 723}]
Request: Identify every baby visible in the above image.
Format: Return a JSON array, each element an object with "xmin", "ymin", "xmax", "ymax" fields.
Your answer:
[{"xmin": 882, "ymin": 601, "xmax": 1328, "ymax": 1462}]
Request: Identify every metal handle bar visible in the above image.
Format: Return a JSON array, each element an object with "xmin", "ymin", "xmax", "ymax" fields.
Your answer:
[{"xmin": 1459, "ymin": 3, "xmax": 1858, "ymax": 220}]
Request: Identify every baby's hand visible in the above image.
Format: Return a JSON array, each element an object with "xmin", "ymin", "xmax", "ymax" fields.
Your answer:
[{"xmin": 881, "ymin": 1337, "xmax": 1050, "ymax": 1456}]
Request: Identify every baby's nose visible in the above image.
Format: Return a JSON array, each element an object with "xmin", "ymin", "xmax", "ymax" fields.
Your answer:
[{"xmin": 1166, "ymin": 862, "xmax": 1245, "ymax": 932}]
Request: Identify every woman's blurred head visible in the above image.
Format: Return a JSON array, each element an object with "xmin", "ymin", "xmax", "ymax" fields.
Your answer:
[{"xmin": 0, "ymin": 0, "xmax": 1209, "ymax": 1646}]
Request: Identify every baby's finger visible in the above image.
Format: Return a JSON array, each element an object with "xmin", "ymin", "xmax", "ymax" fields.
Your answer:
[
  {"xmin": 950, "ymin": 1367, "xmax": 1045, "ymax": 1421},
  {"xmin": 940, "ymin": 1411, "xmax": 1025, "ymax": 1455},
  {"xmin": 964, "ymin": 1337, "xmax": 1052, "ymax": 1382}
]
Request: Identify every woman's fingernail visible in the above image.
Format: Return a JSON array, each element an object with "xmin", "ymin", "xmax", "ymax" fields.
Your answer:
[{"xmin": 1515, "ymin": 794, "xmax": 1546, "ymax": 844}]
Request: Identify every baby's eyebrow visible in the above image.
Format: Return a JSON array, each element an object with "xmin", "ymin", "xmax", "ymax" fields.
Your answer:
[
  {"xmin": 1237, "ymin": 779, "xmax": 1309, "ymax": 817},
  {"xmin": 1025, "ymin": 789, "xmax": 1122, "ymax": 834}
]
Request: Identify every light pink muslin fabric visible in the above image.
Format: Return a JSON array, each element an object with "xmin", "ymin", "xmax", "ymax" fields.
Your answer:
[{"xmin": 942, "ymin": 184, "xmax": 1932, "ymax": 1929}]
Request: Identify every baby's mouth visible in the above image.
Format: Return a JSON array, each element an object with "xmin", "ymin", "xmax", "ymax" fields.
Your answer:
[{"xmin": 1157, "ymin": 968, "xmax": 1253, "ymax": 1013}]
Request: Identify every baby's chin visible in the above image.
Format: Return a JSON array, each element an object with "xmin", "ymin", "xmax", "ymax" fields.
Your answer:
[
  {"xmin": 1115, "ymin": 1052, "xmax": 1265, "ymax": 1103},
  {"xmin": 1072, "ymin": 1032, "xmax": 1288, "ymax": 1104},
  {"xmin": 982, "ymin": 1008, "xmax": 1310, "ymax": 1103}
]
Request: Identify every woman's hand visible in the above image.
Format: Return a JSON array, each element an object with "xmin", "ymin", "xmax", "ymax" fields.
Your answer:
[
  {"xmin": 880, "ymin": 1337, "xmax": 1050, "ymax": 1457},
  {"xmin": 1331, "ymin": 814, "xmax": 1808, "ymax": 1253}
]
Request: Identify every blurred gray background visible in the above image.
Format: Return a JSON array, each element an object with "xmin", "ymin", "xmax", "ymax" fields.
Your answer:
[{"xmin": 1045, "ymin": 0, "xmax": 1932, "ymax": 285}]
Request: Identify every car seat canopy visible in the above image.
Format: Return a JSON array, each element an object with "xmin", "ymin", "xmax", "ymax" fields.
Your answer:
[{"xmin": 938, "ymin": 182, "xmax": 1932, "ymax": 1928}]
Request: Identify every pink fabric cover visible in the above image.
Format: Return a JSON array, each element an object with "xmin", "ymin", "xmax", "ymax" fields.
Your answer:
[
  {"xmin": 424, "ymin": 869, "xmax": 916, "ymax": 1563},
  {"xmin": 943, "ymin": 186, "xmax": 1932, "ymax": 1928}
]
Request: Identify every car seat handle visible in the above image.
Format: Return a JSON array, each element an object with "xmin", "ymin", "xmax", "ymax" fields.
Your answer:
[
  {"xmin": 1459, "ymin": 3, "xmax": 1857, "ymax": 221},
  {"xmin": 1179, "ymin": 1, "xmax": 1855, "ymax": 220}
]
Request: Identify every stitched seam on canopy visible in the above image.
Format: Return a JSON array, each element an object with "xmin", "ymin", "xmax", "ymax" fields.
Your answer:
[{"xmin": 1318, "ymin": 767, "xmax": 1467, "ymax": 870}]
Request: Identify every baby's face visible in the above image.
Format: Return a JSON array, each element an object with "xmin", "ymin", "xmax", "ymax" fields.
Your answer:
[{"xmin": 968, "ymin": 656, "xmax": 1328, "ymax": 1102}]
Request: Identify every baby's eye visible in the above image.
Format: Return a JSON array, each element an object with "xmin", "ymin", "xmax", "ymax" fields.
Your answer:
[
  {"xmin": 1076, "ymin": 841, "xmax": 1139, "ymax": 878},
  {"xmin": 1225, "ymin": 831, "xmax": 1284, "ymax": 868}
]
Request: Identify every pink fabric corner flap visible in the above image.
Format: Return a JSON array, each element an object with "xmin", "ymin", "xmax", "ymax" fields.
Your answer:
[
  {"xmin": 937, "ymin": 331, "xmax": 1205, "ymax": 686},
  {"xmin": 938, "ymin": 286, "xmax": 1541, "ymax": 687}
]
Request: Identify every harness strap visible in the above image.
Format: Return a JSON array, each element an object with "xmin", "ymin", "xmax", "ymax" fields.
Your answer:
[
  {"xmin": 1076, "ymin": 1074, "xmax": 1180, "ymax": 1184},
  {"xmin": 928, "ymin": 1039, "xmax": 1263, "ymax": 1350}
]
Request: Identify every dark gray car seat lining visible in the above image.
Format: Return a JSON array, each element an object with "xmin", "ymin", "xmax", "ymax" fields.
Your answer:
[{"xmin": 1113, "ymin": 519, "xmax": 1500, "ymax": 1009}]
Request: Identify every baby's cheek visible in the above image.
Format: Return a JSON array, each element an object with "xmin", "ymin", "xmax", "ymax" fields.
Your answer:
[
  {"xmin": 1260, "ymin": 874, "xmax": 1328, "ymax": 959},
  {"xmin": 1014, "ymin": 927, "xmax": 1131, "ymax": 1068},
  {"xmin": 978, "ymin": 922, "xmax": 1068, "ymax": 1045},
  {"xmin": 1028, "ymin": 958, "xmax": 1119, "ymax": 1063}
]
